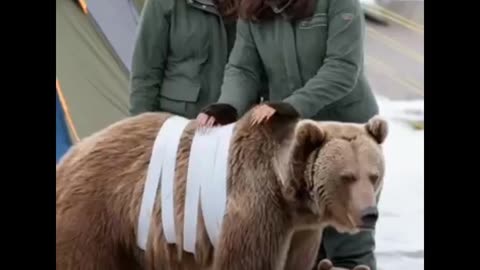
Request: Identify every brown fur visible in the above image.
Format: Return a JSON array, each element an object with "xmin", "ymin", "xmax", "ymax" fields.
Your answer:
[{"xmin": 56, "ymin": 108, "xmax": 388, "ymax": 270}]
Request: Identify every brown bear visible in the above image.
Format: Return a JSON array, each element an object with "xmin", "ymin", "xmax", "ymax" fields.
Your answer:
[{"xmin": 56, "ymin": 102, "xmax": 388, "ymax": 270}]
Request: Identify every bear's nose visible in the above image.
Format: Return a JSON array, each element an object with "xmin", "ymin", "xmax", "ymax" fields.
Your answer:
[{"xmin": 360, "ymin": 207, "xmax": 378, "ymax": 229}]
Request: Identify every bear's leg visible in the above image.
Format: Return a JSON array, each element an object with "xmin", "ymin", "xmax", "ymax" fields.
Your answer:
[
  {"xmin": 213, "ymin": 204, "xmax": 289, "ymax": 270},
  {"xmin": 56, "ymin": 228, "xmax": 115, "ymax": 270},
  {"xmin": 56, "ymin": 209, "xmax": 140, "ymax": 270},
  {"xmin": 283, "ymin": 229, "xmax": 323, "ymax": 270},
  {"xmin": 57, "ymin": 229, "xmax": 141, "ymax": 270}
]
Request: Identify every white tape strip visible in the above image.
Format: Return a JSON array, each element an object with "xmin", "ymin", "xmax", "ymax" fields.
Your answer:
[
  {"xmin": 183, "ymin": 128, "xmax": 221, "ymax": 254},
  {"xmin": 161, "ymin": 117, "xmax": 190, "ymax": 244},
  {"xmin": 200, "ymin": 124, "xmax": 235, "ymax": 247},
  {"xmin": 137, "ymin": 116, "xmax": 189, "ymax": 250}
]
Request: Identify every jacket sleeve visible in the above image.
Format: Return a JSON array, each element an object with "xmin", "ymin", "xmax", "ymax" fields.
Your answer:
[
  {"xmin": 283, "ymin": 0, "xmax": 365, "ymax": 118},
  {"xmin": 321, "ymin": 228, "xmax": 376, "ymax": 270},
  {"xmin": 217, "ymin": 19, "xmax": 263, "ymax": 116},
  {"xmin": 129, "ymin": 0, "xmax": 170, "ymax": 115}
]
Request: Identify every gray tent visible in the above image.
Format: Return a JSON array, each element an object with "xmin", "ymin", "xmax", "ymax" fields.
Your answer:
[{"xmin": 56, "ymin": 0, "xmax": 145, "ymax": 140}]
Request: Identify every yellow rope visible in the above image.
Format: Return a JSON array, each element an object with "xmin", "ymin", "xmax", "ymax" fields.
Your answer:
[
  {"xmin": 77, "ymin": 0, "xmax": 88, "ymax": 14},
  {"xmin": 56, "ymin": 80, "xmax": 80, "ymax": 143}
]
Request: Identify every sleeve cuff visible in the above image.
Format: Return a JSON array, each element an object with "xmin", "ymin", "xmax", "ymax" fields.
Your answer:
[{"xmin": 283, "ymin": 96, "xmax": 308, "ymax": 119}]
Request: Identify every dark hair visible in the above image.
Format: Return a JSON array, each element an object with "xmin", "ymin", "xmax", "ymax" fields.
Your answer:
[
  {"xmin": 214, "ymin": 0, "xmax": 240, "ymax": 21},
  {"xmin": 238, "ymin": 0, "xmax": 315, "ymax": 22}
]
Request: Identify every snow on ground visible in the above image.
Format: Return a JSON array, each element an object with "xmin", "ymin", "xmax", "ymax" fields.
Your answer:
[
  {"xmin": 374, "ymin": 96, "xmax": 424, "ymax": 270},
  {"xmin": 360, "ymin": 0, "xmax": 377, "ymax": 5}
]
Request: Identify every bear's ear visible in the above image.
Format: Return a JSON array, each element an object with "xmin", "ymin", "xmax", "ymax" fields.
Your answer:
[
  {"xmin": 291, "ymin": 120, "xmax": 325, "ymax": 163},
  {"xmin": 366, "ymin": 116, "xmax": 388, "ymax": 144}
]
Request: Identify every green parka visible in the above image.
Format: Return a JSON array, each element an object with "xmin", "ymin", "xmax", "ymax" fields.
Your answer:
[
  {"xmin": 129, "ymin": 0, "xmax": 237, "ymax": 118},
  {"xmin": 218, "ymin": 0, "xmax": 379, "ymax": 123},
  {"xmin": 216, "ymin": 0, "xmax": 380, "ymax": 269}
]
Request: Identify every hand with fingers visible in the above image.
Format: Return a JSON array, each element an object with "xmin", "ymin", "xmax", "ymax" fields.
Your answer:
[
  {"xmin": 195, "ymin": 103, "xmax": 239, "ymax": 130},
  {"xmin": 196, "ymin": 112, "xmax": 217, "ymax": 129},
  {"xmin": 196, "ymin": 101, "xmax": 298, "ymax": 129},
  {"xmin": 250, "ymin": 104, "xmax": 276, "ymax": 126},
  {"xmin": 317, "ymin": 259, "xmax": 371, "ymax": 270}
]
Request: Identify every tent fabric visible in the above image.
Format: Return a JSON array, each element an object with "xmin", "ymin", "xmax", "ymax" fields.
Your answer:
[
  {"xmin": 56, "ymin": 0, "xmax": 130, "ymax": 139},
  {"xmin": 87, "ymin": 0, "xmax": 140, "ymax": 72},
  {"xmin": 56, "ymin": 89, "xmax": 73, "ymax": 163},
  {"xmin": 132, "ymin": 0, "xmax": 145, "ymax": 12}
]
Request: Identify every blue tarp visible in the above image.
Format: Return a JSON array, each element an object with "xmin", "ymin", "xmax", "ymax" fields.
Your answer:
[{"xmin": 56, "ymin": 91, "xmax": 73, "ymax": 163}]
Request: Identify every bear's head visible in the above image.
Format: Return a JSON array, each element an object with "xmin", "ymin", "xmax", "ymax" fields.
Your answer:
[{"xmin": 280, "ymin": 116, "xmax": 388, "ymax": 233}]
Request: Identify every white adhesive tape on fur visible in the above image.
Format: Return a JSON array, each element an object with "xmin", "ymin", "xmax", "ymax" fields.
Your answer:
[
  {"xmin": 183, "ymin": 127, "xmax": 222, "ymax": 254},
  {"xmin": 161, "ymin": 117, "xmax": 190, "ymax": 244},
  {"xmin": 137, "ymin": 116, "xmax": 189, "ymax": 250},
  {"xmin": 200, "ymin": 123, "xmax": 235, "ymax": 247}
]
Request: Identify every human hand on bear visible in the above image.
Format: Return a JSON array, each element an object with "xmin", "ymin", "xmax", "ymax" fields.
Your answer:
[
  {"xmin": 251, "ymin": 104, "xmax": 276, "ymax": 126},
  {"xmin": 196, "ymin": 112, "xmax": 216, "ymax": 129},
  {"xmin": 196, "ymin": 101, "xmax": 300, "ymax": 128},
  {"xmin": 317, "ymin": 259, "xmax": 371, "ymax": 270},
  {"xmin": 250, "ymin": 101, "xmax": 300, "ymax": 126},
  {"xmin": 196, "ymin": 103, "xmax": 239, "ymax": 130}
]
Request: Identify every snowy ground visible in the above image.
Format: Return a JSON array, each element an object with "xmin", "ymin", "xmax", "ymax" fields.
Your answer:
[{"xmin": 374, "ymin": 96, "xmax": 424, "ymax": 270}]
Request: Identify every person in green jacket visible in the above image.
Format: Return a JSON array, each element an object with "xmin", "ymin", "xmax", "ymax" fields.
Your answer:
[
  {"xmin": 196, "ymin": 0, "xmax": 381, "ymax": 269},
  {"xmin": 129, "ymin": 0, "xmax": 239, "ymax": 118}
]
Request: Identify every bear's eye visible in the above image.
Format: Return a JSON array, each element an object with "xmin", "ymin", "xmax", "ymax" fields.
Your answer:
[
  {"xmin": 340, "ymin": 173, "xmax": 356, "ymax": 183},
  {"xmin": 369, "ymin": 173, "xmax": 379, "ymax": 184}
]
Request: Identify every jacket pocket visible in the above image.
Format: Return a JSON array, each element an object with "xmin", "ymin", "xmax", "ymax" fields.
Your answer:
[
  {"xmin": 296, "ymin": 13, "xmax": 328, "ymax": 60},
  {"xmin": 160, "ymin": 79, "xmax": 201, "ymax": 102},
  {"xmin": 298, "ymin": 13, "xmax": 328, "ymax": 29},
  {"xmin": 158, "ymin": 79, "xmax": 201, "ymax": 116}
]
